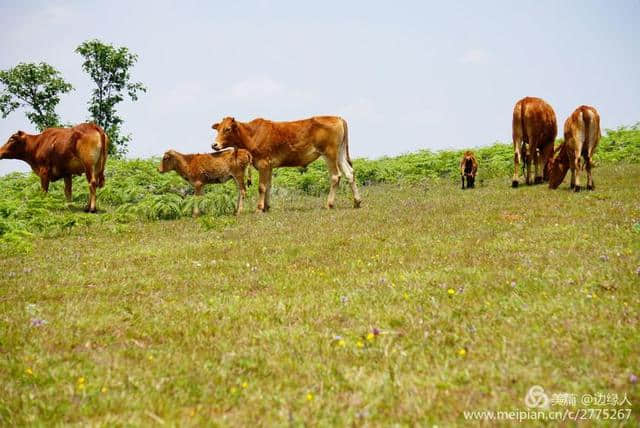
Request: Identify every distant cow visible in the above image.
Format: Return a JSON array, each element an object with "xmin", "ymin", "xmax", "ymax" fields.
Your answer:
[
  {"xmin": 549, "ymin": 106, "xmax": 601, "ymax": 191},
  {"xmin": 211, "ymin": 116, "xmax": 361, "ymax": 212},
  {"xmin": 0, "ymin": 123, "xmax": 108, "ymax": 212},
  {"xmin": 158, "ymin": 148, "xmax": 252, "ymax": 216},
  {"xmin": 460, "ymin": 151, "xmax": 478, "ymax": 189},
  {"xmin": 511, "ymin": 97, "xmax": 557, "ymax": 187}
]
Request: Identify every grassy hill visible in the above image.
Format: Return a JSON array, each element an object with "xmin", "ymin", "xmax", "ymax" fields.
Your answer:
[
  {"xmin": 1, "ymin": 123, "xmax": 639, "ymax": 255},
  {"xmin": 0, "ymin": 124, "xmax": 639, "ymax": 424}
]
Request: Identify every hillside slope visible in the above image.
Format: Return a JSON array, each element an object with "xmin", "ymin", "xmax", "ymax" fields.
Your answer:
[{"xmin": 1, "ymin": 164, "xmax": 638, "ymax": 425}]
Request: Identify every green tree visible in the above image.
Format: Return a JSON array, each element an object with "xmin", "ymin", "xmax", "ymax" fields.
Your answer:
[
  {"xmin": 76, "ymin": 39, "xmax": 146, "ymax": 157},
  {"xmin": 0, "ymin": 62, "xmax": 73, "ymax": 131}
]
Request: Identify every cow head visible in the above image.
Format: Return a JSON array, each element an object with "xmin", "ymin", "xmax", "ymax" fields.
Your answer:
[
  {"xmin": 0, "ymin": 131, "xmax": 27, "ymax": 160},
  {"xmin": 211, "ymin": 117, "xmax": 240, "ymax": 151},
  {"xmin": 158, "ymin": 150, "xmax": 177, "ymax": 173},
  {"xmin": 548, "ymin": 144, "xmax": 570, "ymax": 189}
]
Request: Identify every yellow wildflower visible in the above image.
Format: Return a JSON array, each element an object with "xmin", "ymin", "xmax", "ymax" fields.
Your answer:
[
  {"xmin": 306, "ymin": 393, "xmax": 314, "ymax": 401},
  {"xmin": 101, "ymin": 386, "xmax": 107, "ymax": 393},
  {"xmin": 448, "ymin": 288, "xmax": 456, "ymax": 296},
  {"xmin": 357, "ymin": 340, "xmax": 364, "ymax": 348},
  {"xmin": 458, "ymin": 348, "xmax": 467, "ymax": 357},
  {"xmin": 25, "ymin": 368, "xmax": 33, "ymax": 375},
  {"xmin": 242, "ymin": 381, "xmax": 248, "ymax": 389},
  {"xmin": 366, "ymin": 332, "xmax": 375, "ymax": 342},
  {"xmin": 338, "ymin": 339, "xmax": 346, "ymax": 347}
]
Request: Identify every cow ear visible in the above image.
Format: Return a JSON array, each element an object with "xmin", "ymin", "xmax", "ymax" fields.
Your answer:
[
  {"xmin": 17, "ymin": 130, "xmax": 24, "ymax": 137},
  {"xmin": 212, "ymin": 123, "xmax": 219, "ymax": 131}
]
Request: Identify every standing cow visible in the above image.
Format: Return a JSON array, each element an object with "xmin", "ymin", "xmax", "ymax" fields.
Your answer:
[
  {"xmin": 211, "ymin": 116, "xmax": 361, "ymax": 212},
  {"xmin": 158, "ymin": 148, "xmax": 252, "ymax": 216},
  {"xmin": 0, "ymin": 123, "xmax": 108, "ymax": 212},
  {"xmin": 460, "ymin": 151, "xmax": 478, "ymax": 189},
  {"xmin": 549, "ymin": 106, "xmax": 601, "ymax": 191},
  {"xmin": 511, "ymin": 97, "xmax": 557, "ymax": 187}
]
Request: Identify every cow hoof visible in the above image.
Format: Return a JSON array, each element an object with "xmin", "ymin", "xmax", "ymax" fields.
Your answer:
[
  {"xmin": 354, "ymin": 199, "xmax": 362, "ymax": 209},
  {"xmin": 534, "ymin": 176, "xmax": 543, "ymax": 184},
  {"xmin": 587, "ymin": 184, "xmax": 594, "ymax": 191},
  {"xmin": 511, "ymin": 181, "xmax": 519, "ymax": 188},
  {"xmin": 574, "ymin": 185, "xmax": 581, "ymax": 193}
]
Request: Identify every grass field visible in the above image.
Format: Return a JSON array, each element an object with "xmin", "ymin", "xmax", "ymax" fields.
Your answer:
[{"xmin": 1, "ymin": 163, "xmax": 639, "ymax": 425}]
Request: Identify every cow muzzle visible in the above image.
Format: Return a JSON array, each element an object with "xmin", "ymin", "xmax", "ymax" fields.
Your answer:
[{"xmin": 212, "ymin": 142, "xmax": 223, "ymax": 151}]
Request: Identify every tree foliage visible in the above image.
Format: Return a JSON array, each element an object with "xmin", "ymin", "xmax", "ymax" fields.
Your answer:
[
  {"xmin": 0, "ymin": 62, "xmax": 73, "ymax": 131},
  {"xmin": 75, "ymin": 39, "xmax": 146, "ymax": 157}
]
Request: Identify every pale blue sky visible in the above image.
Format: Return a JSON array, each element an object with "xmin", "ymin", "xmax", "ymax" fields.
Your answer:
[{"xmin": 1, "ymin": 0, "xmax": 638, "ymax": 175}]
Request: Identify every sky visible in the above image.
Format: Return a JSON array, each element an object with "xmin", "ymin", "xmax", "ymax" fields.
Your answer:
[{"xmin": 1, "ymin": 0, "xmax": 639, "ymax": 175}]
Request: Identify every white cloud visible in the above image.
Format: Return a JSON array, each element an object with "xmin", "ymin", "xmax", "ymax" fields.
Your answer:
[
  {"xmin": 459, "ymin": 49, "xmax": 489, "ymax": 64},
  {"xmin": 230, "ymin": 75, "xmax": 284, "ymax": 98}
]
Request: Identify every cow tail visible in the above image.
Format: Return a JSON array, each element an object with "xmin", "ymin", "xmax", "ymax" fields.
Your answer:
[
  {"xmin": 97, "ymin": 127, "xmax": 108, "ymax": 188},
  {"xmin": 519, "ymin": 100, "xmax": 528, "ymax": 175},
  {"xmin": 342, "ymin": 118, "xmax": 352, "ymax": 167}
]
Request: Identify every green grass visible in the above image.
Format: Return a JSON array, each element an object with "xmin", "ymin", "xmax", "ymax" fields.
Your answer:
[{"xmin": 1, "ymin": 163, "xmax": 639, "ymax": 425}]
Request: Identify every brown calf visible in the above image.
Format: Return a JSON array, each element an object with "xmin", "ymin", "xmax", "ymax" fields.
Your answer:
[
  {"xmin": 460, "ymin": 151, "xmax": 478, "ymax": 189},
  {"xmin": 512, "ymin": 97, "xmax": 557, "ymax": 187},
  {"xmin": 0, "ymin": 123, "xmax": 108, "ymax": 212},
  {"xmin": 211, "ymin": 116, "xmax": 361, "ymax": 212},
  {"xmin": 549, "ymin": 106, "xmax": 601, "ymax": 191},
  {"xmin": 158, "ymin": 148, "xmax": 252, "ymax": 215}
]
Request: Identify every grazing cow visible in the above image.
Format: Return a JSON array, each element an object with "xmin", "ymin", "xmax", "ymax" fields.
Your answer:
[
  {"xmin": 460, "ymin": 151, "xmax": 478, "ymax": 189},
  {"xmin": 158, "ymin": 148, "xmax": 252, "ymax": 216},
  {"xmin": 211, "ymin": 116, "xmax": 361, "ymax": 212},
  {"xmin": 0, "ymin": 123, "xmax": 108, "ymax": 212},
  {"xmin": 549, "ymin": 106, "xmax": 601, "ymax": 192},
  {"xmin": 511, "ymin": 97, "xmax": 557, "ymax": 187}
]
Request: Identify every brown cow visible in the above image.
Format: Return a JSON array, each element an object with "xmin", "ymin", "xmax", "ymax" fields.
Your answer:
[
  {"xmin": 158, "ymin": 148, "xmax": 252, "ymax": 216},
  {"xmin": 211, "ymin": 116, "xmax": 361, "ymax": 212},
  {"xmin": 511, "ymin": 97, "xmax": 557, "ymax": 187},
  {"xmin": 0, "ymin": 123, "xmax": 108, "ymax": 212},
  {"xmin": 549, "ymin": 106, "xmax": 601, "ymax": 192},
  {"xmin": 459, "ymin": 150, "xmax": 478, "ymax": 189}
]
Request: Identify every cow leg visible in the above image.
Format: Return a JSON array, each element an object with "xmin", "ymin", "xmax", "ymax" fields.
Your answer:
[
  {"xmin": 534, "ymin": 147, "xmax": 544, "ymax": 184},
  {"xmin": 64, "ymin": 176, "xmax": 73, "ymax": 203},
  {"xmin": 570, "ymin": 152, "xmax": 581, "ymax": 192},
  {"xmin": 39, "ymin": 170, "xmax": 50, "ymax": 193},
  {"xmin": 461, "ymin": 175, "xmax": 466, "ymax": 189},
  {"xmin": 586, "ymin": 157, "xmax": 595, "ymax": 190},
  {"xmin": 233, "ymin": 176, "xmax": 246, "ymax": 215},
  {"xmin": 325, "ymin": 156, "xmax": 341, "ymax": 209},
  {"xmin": 570, "ymin": 168, "xmax": 576, "ymax": 189},
  {"xmin": 257, "ymin": 167, "xmax": 272, "ymax": 213},
  {"xmin": 264, "ymin": 178, "xmax": 272, "ymax": 212},
  {"xmin": 83, "ymin": 167, "xmax": 98, "ymax": 213},
  {"xmin": 337, "ymin": 146, "xmax": 361, "ymax": 208}
]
